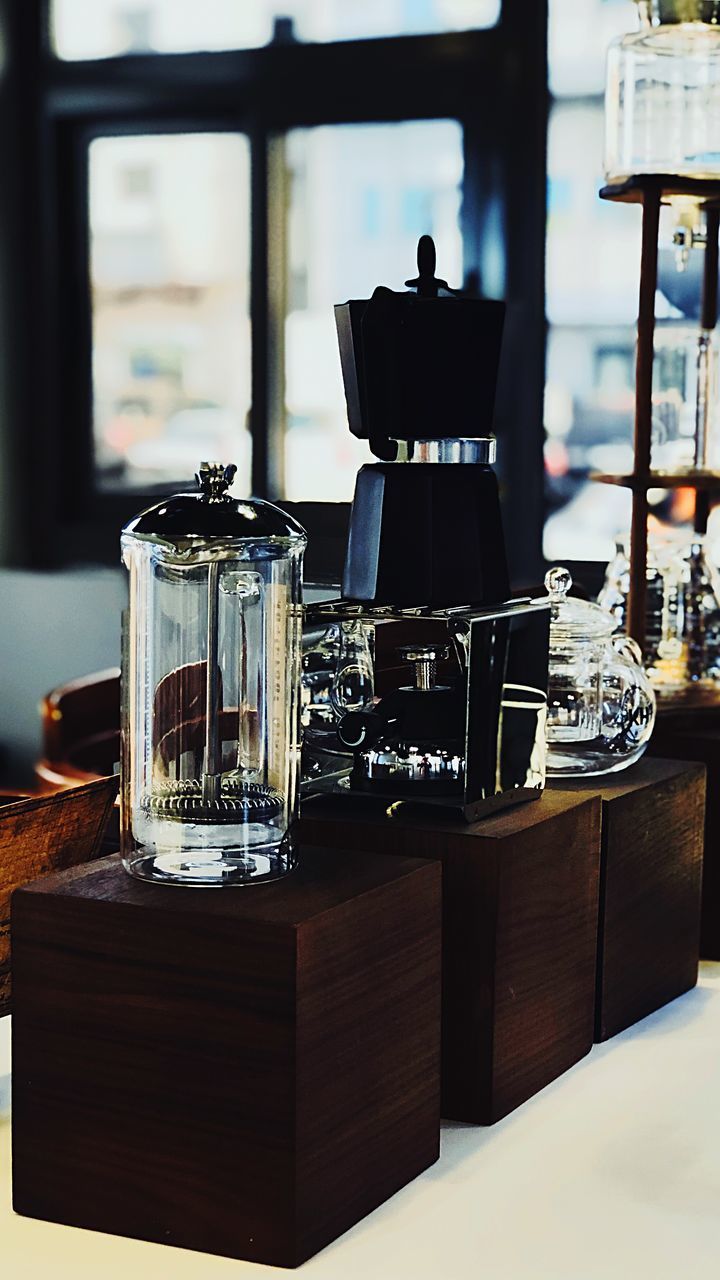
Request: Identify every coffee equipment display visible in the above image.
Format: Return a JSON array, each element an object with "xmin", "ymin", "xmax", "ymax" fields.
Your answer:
[
  {"xmin": 121, "ymin": 462, "xmax": 307, "ymax": 885},
  {"xmin": 302, "ymin": 237, "xmax": 550, "ymax": 820}
]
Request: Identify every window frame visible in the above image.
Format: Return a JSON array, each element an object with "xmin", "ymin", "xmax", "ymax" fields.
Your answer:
[{"xmin": 0, "ymin": 0, "xmax": 548, "ymax": 584}]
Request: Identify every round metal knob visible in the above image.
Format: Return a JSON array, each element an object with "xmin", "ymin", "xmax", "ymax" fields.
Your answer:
[{"xmin": 196, "ymin": 461, "xmax": 237, "ymax": 502}]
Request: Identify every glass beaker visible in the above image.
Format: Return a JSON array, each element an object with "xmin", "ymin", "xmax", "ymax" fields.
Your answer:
[{"xmin": 605, "ymin": 1, "xmax": 720, "ymax": 183}]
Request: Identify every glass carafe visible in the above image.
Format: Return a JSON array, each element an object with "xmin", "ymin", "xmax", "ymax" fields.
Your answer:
[
  {"xmin": 605, "ymin": 1, "xmax": 720, "ymax": 184},
  {"xmin": 300, "ymin": 619, "xmax": 374, "ymax": 787},
  {"xmin": 121, "ymin": 462, "xmax": 307, "ymax": 886},
  {"xmin": 545, "ymin": 568, "xmax": 656, "ymax": 776}
]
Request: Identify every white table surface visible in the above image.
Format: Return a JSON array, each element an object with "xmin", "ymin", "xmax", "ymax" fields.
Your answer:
[{"xmin": 2, "ymin": 966, "xmax": 720, "ymax": 1280}]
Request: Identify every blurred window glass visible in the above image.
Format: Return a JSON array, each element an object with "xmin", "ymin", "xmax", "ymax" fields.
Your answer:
[
  {"xmin": 550, "ymin": 0, "xmax": 633, "ymax": 98},
  {"xmin": 545, "ymin": 0, "xmax": 641, "ymax": 563},
  {"xmin": 53, "ymin": 0, "xmax": 500, "ymax": 59},
  {"xmin": 89, "ymin": 134, "xmax": 251, "ymax": 492},
  {"xmin": 282, "ymin": 120, "xmax": 464, "ymax": 501}
]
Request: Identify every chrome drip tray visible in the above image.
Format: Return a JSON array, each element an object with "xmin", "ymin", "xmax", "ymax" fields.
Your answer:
[{"xmin": 142, "ymin": 778, "xmax": 284, "ymax": 824}]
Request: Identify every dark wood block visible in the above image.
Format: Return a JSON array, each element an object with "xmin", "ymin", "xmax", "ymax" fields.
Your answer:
[
  {"xmin": 552, "ymin": 758, "xmax": 705, "ymax": 1041},
  {"xmin": 11, "ymin": 847, "xmax": 441, "ymax": 1268},
  {"xmin": 648, "ymin": 712, "xmax": 720, "ymax": 958},
  {"xmin": 301, "ymin": 790, "xmax": 601, "ymax": 1124}
]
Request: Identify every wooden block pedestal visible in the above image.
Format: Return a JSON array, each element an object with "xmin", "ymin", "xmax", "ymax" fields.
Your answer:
[
  {"xmin": 11, "ymin": 847, "xmax": 441, "ymax": 1269},
  {"xmin": 301, "ymin": 790, "xmax": 601, "ymax": 1125},
  {"xmin": 552, "ymin": 758, "xmax": 705, "ymax": 1041},
  {"xmin": 648, "ymin": 713, "xmax": 720, "ymax": 958}
]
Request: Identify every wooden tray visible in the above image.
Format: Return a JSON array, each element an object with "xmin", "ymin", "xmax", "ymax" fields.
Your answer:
[{"xmin": 0, "ymin": 776, "xmax": 118, "ymax": 1015}]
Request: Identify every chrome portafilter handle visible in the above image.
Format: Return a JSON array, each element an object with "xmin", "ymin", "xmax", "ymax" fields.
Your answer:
[{"xmin": 397, "ymin": 644, "xmax": 450, "ymax": 691}]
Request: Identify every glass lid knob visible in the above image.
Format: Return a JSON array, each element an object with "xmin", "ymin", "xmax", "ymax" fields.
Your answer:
[
  {"xmin": 544, "ymin": 566, "xmax": 573, "ymax": 600},
  {"xmin": 196, "ymin": 460, "xmax": 237, "ymax": 503}
]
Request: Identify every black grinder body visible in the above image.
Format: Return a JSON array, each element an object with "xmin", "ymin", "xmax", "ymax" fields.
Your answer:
[
  {"xmin": 342, "ymin": 461, "xmax": 508, "ymax": 608},
  {"xmin": 335, "ymin": 250, "xmax": 509, "ymax": 610}
]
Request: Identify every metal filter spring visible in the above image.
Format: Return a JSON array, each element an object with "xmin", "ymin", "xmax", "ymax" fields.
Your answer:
[{"xmin": 141, "ymin": 777, "xmax": 284, "ymax": 824}]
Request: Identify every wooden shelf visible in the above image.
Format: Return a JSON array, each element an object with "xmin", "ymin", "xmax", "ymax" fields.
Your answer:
[
  {"xmin": 593, "ymin": 470, "xmax": 720, "ymax": 492},
  {"xmin": 601, "ymin": 175, "xmax": 720, "ymax": 207}
]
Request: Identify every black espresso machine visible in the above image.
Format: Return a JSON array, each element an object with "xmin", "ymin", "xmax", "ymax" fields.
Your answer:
[{"xmin": 302, "ymin": 237, "xmax": 549, "ymax": 822}]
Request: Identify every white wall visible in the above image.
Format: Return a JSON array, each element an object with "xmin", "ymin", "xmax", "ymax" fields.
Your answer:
[{"xmin": 0, "ymin": 567, "xmax": 125, "ymax": 784}]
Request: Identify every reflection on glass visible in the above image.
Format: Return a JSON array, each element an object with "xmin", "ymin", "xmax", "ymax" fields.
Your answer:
[
  {"xmin": 283, "ymin": 120, "xmax": 464, "ymax": 501},
  {"xmin": 89, "ymin": 134, "xmax": 250, "ymax": 491},
  {"xmin": 53, "ymin": 0, "xmax": 499, "ymax": 59}
]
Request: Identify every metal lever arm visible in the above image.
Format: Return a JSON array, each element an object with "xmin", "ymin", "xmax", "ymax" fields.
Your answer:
[{"xmin": 337, "ymin": 709, "xmax": 397, "ymax": 751}]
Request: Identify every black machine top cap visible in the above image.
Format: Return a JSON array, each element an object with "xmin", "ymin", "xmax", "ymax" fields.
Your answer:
[
  {"xmin": 334, "ymin": 236, "xmax": 505, "ymax": 459},
  {"xmin": 404, "ymin": 234, "xmax": 453, "ymax": 298}
]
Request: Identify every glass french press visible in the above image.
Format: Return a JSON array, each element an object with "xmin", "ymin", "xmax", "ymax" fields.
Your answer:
[{"xmin": 121, "ymin": 462, "xmax": 307, "ymax": 886}]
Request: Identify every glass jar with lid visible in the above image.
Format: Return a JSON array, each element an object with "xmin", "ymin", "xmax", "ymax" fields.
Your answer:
[
  {"xmin": 544, "ymin": 567, "xmax": 656, "ymax": 776},
  {"xmin": 605, "ymin": 1, "xmax": 720, "ymax": 184},
  {"xmin": 121, "ymin": 462, "xmax": 307, "ymax": 886}
]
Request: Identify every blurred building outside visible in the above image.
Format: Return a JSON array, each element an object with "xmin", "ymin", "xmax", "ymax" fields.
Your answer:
[
  {"xmin": 90, "ymin": 121, "xmax": 464, "ymax": 500},
  {"xmin": 90, "ymin": 133, "xmax": 252, "ymax": 493},
  {"xmin": 53, "ymin": 0, "xmax": 502, "ymax": 57}
]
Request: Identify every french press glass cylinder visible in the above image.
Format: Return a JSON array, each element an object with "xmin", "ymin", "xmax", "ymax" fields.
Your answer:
[{"xmin": 121, "ymin": 462, "xmax": 307, "ymax": 886}]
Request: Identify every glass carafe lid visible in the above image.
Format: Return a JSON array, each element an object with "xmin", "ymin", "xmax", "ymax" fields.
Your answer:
[
  {"xmin": 544, "ymin": 567, "xmax": 616, "ymax": 644},
  {"xmin": 124, "ymin": 460, "xmax": 306, "ymax": 555}
]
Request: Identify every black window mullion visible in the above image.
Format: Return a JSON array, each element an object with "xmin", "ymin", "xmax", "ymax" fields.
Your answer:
[
  {"xmin": 56, "ymin": 121, "xmax": 93, "ymax": 517},
  {"xmin": 0, "ymin": 0, "xmax": 47, "ymax": 565},
  {"xmin": 43, "ymin": 31, "xmax": 506, "ymax": 128},
  {"xmin": 251, "ymin": 128, "xmax": 291, "ymax": 501},
  {"xmin": 250, "ymin": 127, "xmax": 271, "ymax": 498},
  {"xmin": 496, "ymin": 0, "xmax": 549, "ymax": 584}
]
